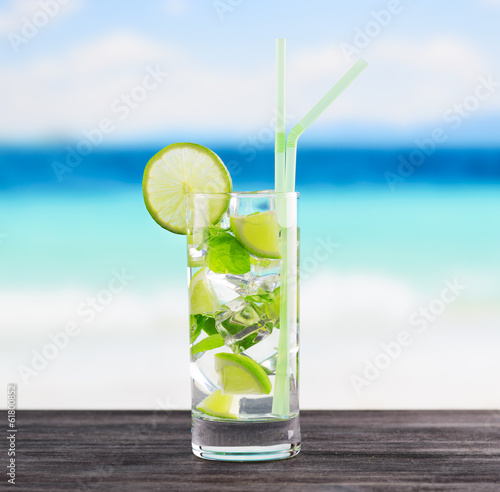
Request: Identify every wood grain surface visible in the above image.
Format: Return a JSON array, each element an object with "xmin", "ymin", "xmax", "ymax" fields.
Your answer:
[{"xmin": 15, "ymin": 410, "xmax": 500, "ymax": 491}]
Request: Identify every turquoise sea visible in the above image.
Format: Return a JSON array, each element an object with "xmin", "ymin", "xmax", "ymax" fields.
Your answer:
[{"xmin": 1, "ymin": 183, "xmax": 499, "ymax": 294}]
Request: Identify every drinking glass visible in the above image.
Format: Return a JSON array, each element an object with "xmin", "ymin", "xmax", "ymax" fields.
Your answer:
[{"xmin": 186, "ymin": 191, "xmax": 300, "ymax": 461}]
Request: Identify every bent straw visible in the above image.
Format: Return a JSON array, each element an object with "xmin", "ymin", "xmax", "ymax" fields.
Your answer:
[
  {"xmin": 273, "ymin": 58, "xmax": 368, "ymax": 417},
  {"xmin": 275, "ymin": 38, "xmax": 286, "ymax": 193},
  {"xmin": 285, "ymin": 59, "xmax": 368, "ymax": 192}
]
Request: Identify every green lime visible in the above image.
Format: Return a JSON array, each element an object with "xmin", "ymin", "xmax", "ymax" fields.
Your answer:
[
  {"xmin": 197, "ymin": 389, "xmax": 238, "ymax": 419},
  {"xmin": 230, "ymin": 211, "xmax": 281, "ymax": 259},
  {"xmin": 189, "ymin": 268, "xmax": 220, "ymax": 315},
  {"xmin": 215, "ymin": 353, "xmax": 272, "ymax": 395},
  {"xmin": 142, "ymin": 143, "xmax": 232, "ymax": 235}
]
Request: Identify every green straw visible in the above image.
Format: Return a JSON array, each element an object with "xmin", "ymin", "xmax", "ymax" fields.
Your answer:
[
  {"xmin": 273, "ymin": 38, "xmax": 289, "ymax": 416},
  {"xmin": 275, "ymin": 38, "xmax": 286, "ymax": 193},
  {"xmin": 273, "ymin": 218, "xmax": 295, "ymax": 417},
  {"xmin": 273, "ymin": 57, "xmax": 368, "ymax": 417},
  {"xmin": 285, "ymin": 59, "xmax": 368, "ymax": 192}
]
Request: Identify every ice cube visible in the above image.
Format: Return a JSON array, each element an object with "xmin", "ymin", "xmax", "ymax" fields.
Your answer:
[
  {"xmin": 239, "ymin": 396, "xmax": 273, "ymax": 415},
  {"xmin": 249, "ymin": 256, "xmax": 281, "ymax": 295},
  {"xmin": 244, "ymin": 284, "xmax": 281, "ymax": 329},
  {"xmin": 215, "ymin": 297, "xmax": 275, "ymax": 354},
  {"xmin": 259, "ymin": 352, "xmax": 278, "ymax": 375},
  {"xmin": 207, "ymin": 270, "xmax": 250, "ymax": 304},
  {"xmin": 249, "ymin": 274, "xmax": 280, "ymax": 296},
  {"xmin": 216, "ymin": 297, "xmax": 246, "ymax": 322}
]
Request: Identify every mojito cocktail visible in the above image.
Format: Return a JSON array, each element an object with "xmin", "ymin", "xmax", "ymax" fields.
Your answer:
[
  {"xmin": 142, "ymin": 143, "xmax": 300, "ymax": 461},
  {"xmin": 187, "ymin": 191, "xmax": 300, "ymax": 460}
]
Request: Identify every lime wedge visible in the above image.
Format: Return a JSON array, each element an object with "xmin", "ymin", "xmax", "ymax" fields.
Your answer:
[
  {"xmin": 197, "ymin": 389, "xmax": 238, "ymax": 419},
  {"xmin": 230, "ymin": 211, "xmax": 281, "ymax": 259},
  {"xmin": 143, "ymin": 143, "xmax": 232, "ymax": 234},
  {"xmin": 215, "ymin": 353, "xmax": 272, "ymax": 395},
  {"xmin": 189, "ymin": 268, "xmax": 220, "ymax": 315}
]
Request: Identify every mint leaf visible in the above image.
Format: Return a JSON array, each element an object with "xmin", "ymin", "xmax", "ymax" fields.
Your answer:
[
  {"xmin": 191, "ymin": 314, "xmax": 219, "ymax": 342},
  {"xmin": 208, "ymin": 225, "xmax": 228, "ymax": 237},
  {"xmin": 202, "ymin": 316, "xmax": 218, "ymax": 336},
  {"xmin": 190, "ymin": 315, "xmax": 203, "ymax": 343},
  {"xmin": 207, "ymin": 232, "xmax": 251, "ymax": 274},
  {"xmin": 191, "ymin": 334, "xmax": 224, "ymax": 355}
]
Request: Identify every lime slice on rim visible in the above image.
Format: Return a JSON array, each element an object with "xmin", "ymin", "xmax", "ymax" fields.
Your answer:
[
  {"xmin": 189, "ymin": 268, "xmax": 220, "ymax": 315},
  {"xmin": 143, "ymin": 143, "xmax": 232, "ymax": 234},
  {"xmin": 197, "ymin": 390, "xmax": 238, "ymax": 419},
  {"xmin": 230, "ymin": 211, "xmax": 281, "ymax": 259},
  {"xmin": 215, "ymin": 353, "xmax": 272, "ymax": 395}
]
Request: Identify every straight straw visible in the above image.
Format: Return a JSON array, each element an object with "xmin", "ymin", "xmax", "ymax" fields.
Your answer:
[
  {"xmin": 272, "ymin": 211, "xmax": 297, "ymax": 417},
  {"xmin": 275, "ymin": 39, "xmax": 286, "ymax": 193},
  {"xmin": 285, "ymin": 59, "xmax": 368, "ymax": 192},
  {"xmin": 272, "ymin": 38, "xmax": 289, "ymax": 416}
]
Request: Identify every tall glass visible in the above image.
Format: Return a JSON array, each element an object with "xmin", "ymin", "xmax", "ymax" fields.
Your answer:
[{"xmin": 186, "ymin": 191, "xmax": 300, "ymax": 461}]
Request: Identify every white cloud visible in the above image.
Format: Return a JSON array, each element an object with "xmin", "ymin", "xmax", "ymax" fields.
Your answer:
[
  {"xmin": 0, "ymin": 31, "xmax": 498, "ymax": 144},
  {"xmin": 70, "ymin": 31, "xmax": 171, "ymax": 73},
  {"xmin": 0, "ymin": 0, "xmax": 82, "ymax": 35},
  {"xmin": 372, "ymin": 37, "xmax": 487, "ymax": 78},
  {"xmin": 0, "ymin": 0, "xmax": 41, "ymax": 34},
  {"xmin": 346, "ymin": 36, "xmax": 498, "ymax": 125},
  {"xmin": 1, "ymin": 31, "xmax": 180, "ymax": 142}
]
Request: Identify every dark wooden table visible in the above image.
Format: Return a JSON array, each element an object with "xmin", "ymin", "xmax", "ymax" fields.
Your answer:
[{"xmin": 17, "ymin": 410, "xmax": 500, "ymax": 491}]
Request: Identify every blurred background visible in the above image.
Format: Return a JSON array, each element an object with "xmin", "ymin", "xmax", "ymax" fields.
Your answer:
[{"xmin": 1, "ymin": 0, "xmax": 499, "ymax": 410}]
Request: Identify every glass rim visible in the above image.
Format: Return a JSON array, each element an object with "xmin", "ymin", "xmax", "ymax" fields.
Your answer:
[{"xmin": 186, "ymin": 190, "xmax": 299, "ymax": 198}]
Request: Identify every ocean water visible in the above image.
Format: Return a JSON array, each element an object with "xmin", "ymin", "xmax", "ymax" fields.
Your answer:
[
  {"xmin": 1, "ymin": 147, "xmax": 499, "ymax": 410},
  {"xmin": 1, "ymin": 183, "xmax": 499, "ymax": 292},
  {"xmin": 1, "ymin": 146, "xmax": 500, "ymax": 190}
]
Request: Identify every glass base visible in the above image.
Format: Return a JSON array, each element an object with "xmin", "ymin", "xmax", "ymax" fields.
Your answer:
[{"xmin": 191, "ymin": 415, "xmax": 301, "ymax": 462}]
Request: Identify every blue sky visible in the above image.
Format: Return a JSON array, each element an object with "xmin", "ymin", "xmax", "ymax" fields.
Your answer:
[{"xmin": 1, "ymin": 0, "xmax": 500, "ymax": 146}]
